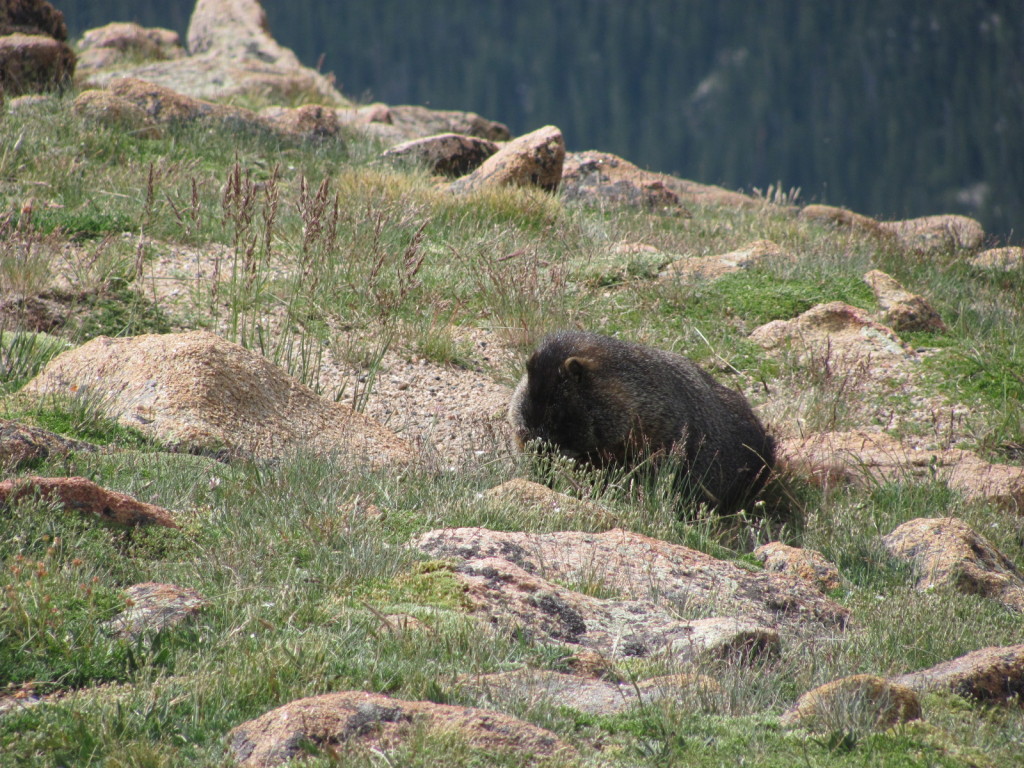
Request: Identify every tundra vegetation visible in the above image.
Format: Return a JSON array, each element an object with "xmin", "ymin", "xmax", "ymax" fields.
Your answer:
[{"xmin": 0, "ymin": 94, "xmax": 1022, "ymax": 767}]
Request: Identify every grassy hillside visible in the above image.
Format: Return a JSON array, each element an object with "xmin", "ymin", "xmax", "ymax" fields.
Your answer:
[{"xmin": 1, "ymin": 95, "xmax": 1022, "ymax": 767}]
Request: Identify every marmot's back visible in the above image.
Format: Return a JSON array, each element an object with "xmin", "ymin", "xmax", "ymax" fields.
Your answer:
[{"xmin": 509, "ymin": 330, "xmax": 775, "ymax": 512}]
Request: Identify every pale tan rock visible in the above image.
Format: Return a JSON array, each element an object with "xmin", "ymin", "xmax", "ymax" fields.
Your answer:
[
  {"xmin": 970, "ymin": 246, "xmax": 1023, "ymax": 271},
  {"xmin": 450, "ymin": 125, "xmax": 565, "ymax": 194},
  {"xmin": 228, "ymin": 691, "xmax": 572, "ymax": 767},
  {"xmin": 72, "ymin": 89, "xmax": 162, "ymax": 138},
  {"xmin": 0, "ymin": 476, "xmax": 178, "ymax": 528},
  {"xmin": 107, "ymin": 76, "xmax": 253, "ymax": 124},
  {"xmin": 798, "ymin": 204, "xmax": 890, "ymax": 237},
  {"xmin": 753, "ymin": 542, "xmax": 842, "ymax": 593},
  {"xmin": 882, "ymin": 517, "xmax": 1024, "ymax": 612},
  {"xmin": 411, "ymin": 527, "xmax": 848, "ymax": 658},
  {"xmin": 661, "ymin": 239, "xmax": 793, "ymax": 281},
  {"xmin": 483, "ymin": 478, "xmax": 618, "ymax": 528},
  {"xmin": 562, "ymin": 150, "xmax": 759, "ymax": 210},
  {"xmin": 256, "ymin": 104, "xmax": 339, "ymax": 139},
  {"xmin": 0, "ymin": 33, "xmax": 74, "ymax": 95},
  {"xmin": 891, "ymin": 643, "xmax": 1024, "ymax": 702},
  {"xmin": 781, "ymin": 430, "xmax": 1024, "ymax": 510},
  {"xmin": 382, "ymin": 133, "xmax": 500, "ymax": 177},
  {"xmin": 863, "ymin": 269, "xmax": 946, "ymax": 333},
  {"xmin": 880, "ymin": 214, "xmax": 985, "ymax": 252},
  {"xmin": 105, "ymin": 583, "xmax": 205, "ymax": 639},
  {"xmin": 20, "ymin": 330, "xmax": 413, "ymax": 464},
  {"xmin": 750, "ymin": 301, "xmax": 916, "ymax": 365},
  {"xmin": 780, "ymin": 675, "xmax": 921, "ymax": 731}
]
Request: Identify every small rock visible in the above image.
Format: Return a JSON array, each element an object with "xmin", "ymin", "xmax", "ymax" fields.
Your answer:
[
  {"xmin": 382, "ymin": 104, "xmax": 510, "ymax": 143},
  {"xmin": 753, "ymin": 542, "xmax": 842, "ymax": 593},
  {"xmin": 76, "ymin": 21, "xmax": 184, "ymax": 71},
  {"xmin": 891, "ymin": 643, "xmax": 1024, "ymax": 702},
  {"xmin": 863, "ymin": 269, "xmax": 946, "ymax": 333},
  {"xmin": 105, "ymin": 582, "xmax": 205, "ymax": 639},
  {"xmin": 257, "ymin": 104, "xmax": 339, "ymax": 139},
  {"xmin": 228, "ymin": 691, "xmax": 573, "ymax": 767},
  {"xmin": 107, "ymin": 76, "xmax": 252, "ymax": 125},
  {"xmin": 382, "ymin": 133, "xmax": 500, "ymax": 177},
  {"xmin": 0, "ymin": 419, "xmax": 97, "ymax": 468},
  {"xmin": 72, "ymin": 89, "xmax": 162, "ymax": 138},
  {"xmin": 880, "ymin": 214, "xmax": 985, "ymax": 253},
  {"xmin": 780, "ymin": 674, "xmax": 921, "ymax": 731},
  {"xmin": 660, "ymin": 239, "xmax": 793, "ymax": 282},
  {"xmin": 970, "ymin": 246, "xmax": 1023, "ymax": 271},
  {"xmin": 798, "ymin": 204, "xmax": 890, "ymax": 238},
  {"xmin": 882, "ymin": 517, "xmax": 1024, "ymax": 612},
  {"xmin": 450, "ymin": 125, "xmax": 565, "ymax": 194},
  {"xmin": 0, "ymin": 476, "xmax": 178, "ymax": 528}
]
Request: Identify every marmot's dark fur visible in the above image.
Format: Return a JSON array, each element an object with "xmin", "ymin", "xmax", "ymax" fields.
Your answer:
[{"xmin": 509, "ymin": 331, "xmax": 775, "ymax": 512}]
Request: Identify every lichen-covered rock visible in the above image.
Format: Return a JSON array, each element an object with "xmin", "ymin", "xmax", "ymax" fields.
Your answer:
[
  {"xmin": 106, "ymin": 76, "xmax": 253, "ymax": 125},
  {"xmin": 449, "ymin": 125, "xmax": 565, "ymax": 194},
  {"xmin": 882, "ymin": 517, "xmax": 1024, "ymax": 612},
  {"xmin": 257, "ymin": 104, "xmax": 340, "ymax": 139},
  {"xmin": 0, "ymin": 476, "xmax": 178, "ymax": 528},
  {"xmin": 781, "ymin": 675, "xmax": 921, "ymax": 731},
  {"xmin": 891, "ymin": 644, "xmax": 1024, "ymax": 702},
  {"xmin": 482, "ymin": 478, "xmax": 619, "ymax": 529},
  {"xmin": 76, "ymin": 22, "xmax": 184, "ymax": 72},
  {"xmin": 880, "ymin": 214, "xmax": 985, "ymax": 253},
  {"xmin": 753, "ymin": 542, "xmax": 842, "ymax": 593},
  {"xmin": 410, "ymin": 527, "xmax": 847, "ymax": 659},
  {"xmin": 19, "ymin": 330, "xmax": 413, "ymax": 464},
  {"xmin": 382, "ymin": 133, "xmax": 500, "ymax": 177},
  {"xmin": 228, "ymin": 691, "xmax": 572, "ymax": 767},
  {"xmin": 798, "ymin": 204, "xmax": 890, "ymax": 237},
  {"xmin": 105, "ymin": 583, "xmax": 205, "ymax": 639}
]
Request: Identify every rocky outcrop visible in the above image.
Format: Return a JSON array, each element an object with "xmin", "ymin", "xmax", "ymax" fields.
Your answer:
[
  {"xmin": 0, "ymin": 476, "xmax": 178, "ymax": 527},
  {"xmin": 104, "ymin": 583, "xmax": 205, "ymax": 639},
  {"xmin": 382, "ymin": 133, "xmax": 500, "ymax": 177},
  {"xmin": 19, "ymin": 330, "xmax": 413, "ymax": 464},
  {"xmin": 0, "ymin": 419, "xmax": 97, "ymax": 468},
  {"xmin": 660, "ymin": 239, "xmax": 794, "ymax": 282},
  {"xmin": 228, "ymin": 691, "xmax": 572, "ymax": 767},
  {"xmin": 780, "ymin": 675, "xmax": 921, "ymax": 731},
  {"xmin": 753, "ymin": 542, "xmax": 842, "ymax": 593},
  {"xmin": 75, "ymin": 0, "xmax": 346, "ymax": 106},
  {"xmin": 750, "ymin": 301, "xmax": 916, "ymax": 373},
  {"xmin": 882, "ymin": 517, "xmax": 1024, "ymax": 612},
  {"xmin": 561, "ymin": 150, "xmax": 758, "ymax": 210},
  {"xmin": 782, "ymin": 431, "xmax": 1024, "ymax": 510},
  {"xmin": 449, "ymin": 125, "xmax": 565, "ymax": 194},
  {"xmin": 75, "ymin": 22, "xmax": 184, "ymax": 71},
  {"xmin": 892, "ymin": 644, "xmax": 1024, "ymax": 702},
  {"xmin": 879, "ymin": 214, "xmax": 985, "ymax": 253},
  {"xmin": 863, "ymin": 269, "xmax": 946, "ymax": 333},
  {"xmin": 410, "ymin": 527, "xmax": 847, "ymax": 660},
  {"xmin": 970, "ymin": 246, "xmax": 1023, "ymax": 271}
]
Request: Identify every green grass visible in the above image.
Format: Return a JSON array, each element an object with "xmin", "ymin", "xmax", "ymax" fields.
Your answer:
[{"xmin": 0, "ymin": 87, "xmax": 1022, "ymax": 768}]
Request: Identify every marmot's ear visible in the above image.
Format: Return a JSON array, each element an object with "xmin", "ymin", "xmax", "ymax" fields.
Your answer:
[{"xmin": 563, "ymin": 356, "xmax": 595, "ymax": 381}]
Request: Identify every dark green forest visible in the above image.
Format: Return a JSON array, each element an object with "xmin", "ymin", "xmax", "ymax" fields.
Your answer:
[{"xmin": 57, "ymin": 1, "xmax": 1023, "ymax": 242}]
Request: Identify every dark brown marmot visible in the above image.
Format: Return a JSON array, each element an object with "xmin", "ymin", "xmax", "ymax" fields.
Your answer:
[{"xmin": 508, "ymin": 330, "xmax": 775, "ymax": 512}]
